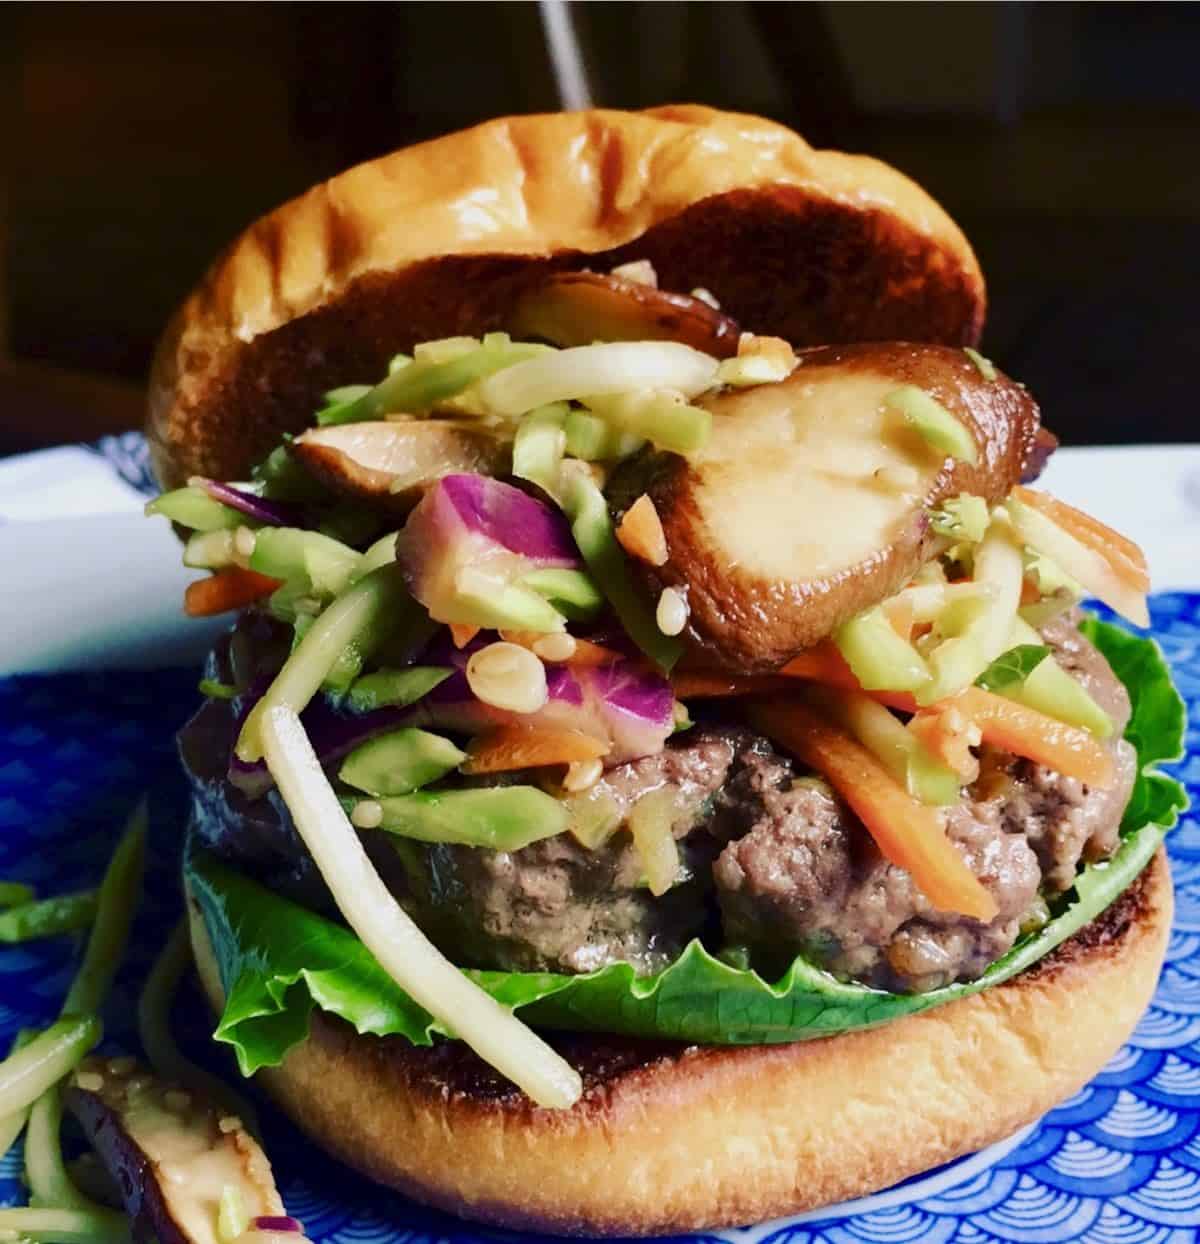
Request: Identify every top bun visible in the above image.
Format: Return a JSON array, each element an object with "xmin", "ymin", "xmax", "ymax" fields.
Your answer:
[{"xmin": 148, "ymin": 105, "xmax": 985, "ymax": 488}]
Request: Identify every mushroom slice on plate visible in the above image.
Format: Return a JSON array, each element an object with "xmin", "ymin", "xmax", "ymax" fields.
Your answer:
[{"xmin": 65, "ymin": 1057, "xmax": 298, "ymax": 1244}]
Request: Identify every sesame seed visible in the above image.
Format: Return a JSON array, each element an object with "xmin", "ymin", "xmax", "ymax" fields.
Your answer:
[
  {"xmin": 75, "ymin": 1071, "xmax": 104, "ymax": 1092},
  {"xmin": 656, "ymin": 588, "xmax": 688, "ymax": 637},
  {"xmin": 532, "ymin": 633, "xmax": 576, "ymax": 663},
  {"xmin": 351, "ymin": 800, "xmax": 383, "ymax": 830},
  {"xmin": 218, "ymin": 1115, "xmax": 243, "ymax": 1134},
  {"xmin": 564, "ymin": 759, "xmax": 604, "ymax": 793},
  {"xmin": 466, "ymin": 642, "xmax": 548, "ymax": 715}
]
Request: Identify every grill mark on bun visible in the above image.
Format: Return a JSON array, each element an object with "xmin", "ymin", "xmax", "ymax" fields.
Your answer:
[{"xmin": 148, "ymin": 107, "xmax": 985, "ymax": 489}]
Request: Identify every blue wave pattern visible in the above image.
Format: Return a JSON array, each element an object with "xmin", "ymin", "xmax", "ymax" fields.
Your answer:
[
  {"xmin": 1, "ymin": 597, "xmax": 1198, "ymax": 1243},
  {"xmin": 88, "ymin": 431, "xmax": 158, "ymax": 497}
]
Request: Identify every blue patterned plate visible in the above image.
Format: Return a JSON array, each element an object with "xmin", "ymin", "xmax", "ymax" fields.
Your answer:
[{"xmin": 0, "ymin": 436, "xmax": 1198, "ymax": 1242}]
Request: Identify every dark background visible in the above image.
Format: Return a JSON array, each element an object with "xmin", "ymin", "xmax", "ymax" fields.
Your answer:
[{"xmin": 2, "ymin": 1, "xmax": 1197, "ymax": 455}]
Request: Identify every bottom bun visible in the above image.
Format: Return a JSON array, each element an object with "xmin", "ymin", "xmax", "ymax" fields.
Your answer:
[{"xmin": 187, "ymin": 849, "xmax": 1172, "ymax": 1237}]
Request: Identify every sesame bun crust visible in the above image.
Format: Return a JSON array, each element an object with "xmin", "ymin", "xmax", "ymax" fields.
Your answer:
[
  {"xmin": 187, "ymin": 848, "xmax": 1171, "ymax": 1237},
  {"xmin": 149, "ymin": 105, "xmax": 985, "ymax": 489}
]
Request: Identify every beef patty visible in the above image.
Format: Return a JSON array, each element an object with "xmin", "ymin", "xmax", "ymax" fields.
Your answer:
[
  {"xmin": 181, "ymin": 613, "xmax": 1135, "ymax": 992},
  {"xmin": 713, "ymin": 613, "xmax": 1135, "ymax": 990}
]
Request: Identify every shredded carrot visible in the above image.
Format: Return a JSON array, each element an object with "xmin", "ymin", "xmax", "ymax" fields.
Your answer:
[
  {"xmin": 671, "ymin": 672, "xmax": 794, "ymax": 699},
  {"xmin": 781, "ymin": 643, "xmax": 1115, "ymax": 788},
  {"xmin": 956, "ymin": 687, "xmax": 1115, "ymax": 788},
  {"xmin": 461, "ymin": 725, "xmax": 610, "ymax": 775},
  {"xmin": 450, "ymin": 623, "xmax": 481, "ymax": 649},
  {"xmin": 183, "ymin": 567, "xmax": 281, "ymax": 617},
  {"xmin": 615, "ymin": 494, "xmax": 669, "ymax": 567},
  {"xmin": 781, "ymin": 643, "xmax": 859, "ymax": 686},
  {"xmin": 782, "ymin": 644, "xmax": 919, "ymax": 712},
  {"xmin": 566, "ymin": 638, "xmax": 623, "ymax": 667},
  {"xmin": 1012, "ymin": 487, "xmax": 1149, "ymax": 592},
  {"xmin": 747, "ymin": 699, "xmax": 998, "ymax": 921}
]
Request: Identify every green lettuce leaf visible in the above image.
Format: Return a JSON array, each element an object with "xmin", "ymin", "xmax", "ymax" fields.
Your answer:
[
  {"xmin": 975, "ymin": 644, "xmax": 1050, "ymax": 691},
  {"xmin": 188, "ymin": 618, "xmax": 1188, "ymax": 1076},
  {"xmin": 1079, "ymin": 616, "xmax": 1189, "ymax": 832}
]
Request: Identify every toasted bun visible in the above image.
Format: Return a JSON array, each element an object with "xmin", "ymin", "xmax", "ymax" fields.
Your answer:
[
  {"xmin": 149, "ymin": 105, "xmax": 985, "ymax": 489},
  {"xmin": 187, "ymin": 849, "xmax": 1170, "ymax": 1236}
]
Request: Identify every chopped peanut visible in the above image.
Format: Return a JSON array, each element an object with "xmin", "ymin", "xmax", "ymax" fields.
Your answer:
[{"xmin": 616, "ymin": 494, "xmax": 669, "ymax": 567}]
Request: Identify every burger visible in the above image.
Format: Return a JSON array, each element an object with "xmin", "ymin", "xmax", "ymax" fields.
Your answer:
[{"xmin": 143, "ymin": 106, "xmax": 1186, "ymax": 1234}]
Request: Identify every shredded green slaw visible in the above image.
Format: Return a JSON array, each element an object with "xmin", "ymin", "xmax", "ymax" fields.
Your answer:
[{"xmin": 187, "ymin": 619, "xmax": 1185, "ymax": 1075}]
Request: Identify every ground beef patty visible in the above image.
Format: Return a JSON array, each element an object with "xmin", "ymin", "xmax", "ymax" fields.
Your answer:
[
  {"xmin": 395, "ymin": 729, "xmax": 772, "ymax": 974},
  {"xmin": 712, "ymin": 616, "xmax": 1136, "ymax": 992},
  {"xmin": 182, "ymin": 614, "xmax": 1134, "ymax": 992},
  {"xmin": 714, "ymin": 758, "xmax": 1043, "ymax": 992},
  {"xmin": 1013, "ymin": 611, "xmax": 1136, "ymax": 889}
]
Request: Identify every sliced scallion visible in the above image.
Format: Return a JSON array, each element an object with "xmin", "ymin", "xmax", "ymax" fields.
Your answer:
[
  {"xmin": 198, "ymin": 679, "xmax": 238, "ymax": 701},
  {"xmin": 581, "ymin": 390, "xmax": 711, "ymax": 456},
  {"xmin": 963, "ymin": 347, "xmax": 997, "ymax": 382},
  {"xmin": 512, "ymin": 403, "xmax": 568, "ymax": 499},
  {"xmin": 0, "ymin": 880, "xmax": 34, "ymax": 907},
  {"xmin": 564, "ymin": 470, "xmax": 682, "ymax": 672},
  {"xmin": 884, "ymin": 386, "xmax": 979, "ymax": 465},
  {"xmin": 0, "ymin": 1017, "xmax": 101, "ymax": 1118},
  {"xmin": 321, "ymin": 340, "xmax": 545, "ymax": 425},
  {"xmin": 346, "ymin": 666, "xmax": 452, "ymax": 713},
  {"xmin": 217, "ymin": 1185, "xmax": 250, "ymax": 1244},
  {"xmin": 144, "ymin": 486, "xmax": 242, "ymax": 533},
  {"xmin": 835, "ymin": 606, "xmax": 931, "ymax": 693},
  {"xmin": 520, "ymin": 567, "xmax": 605, "ymax": 619},
  {"xmin": 259, "ymin": 706, "xmax": 581, "ymax": 1107},
  {"xmin": 26, "ymin": 1084, "xmax": 100, "ymax": 1211},
  {"xmin": 0, "ymin": 891, "xmax": 98, "ymax": 944},
  {"xmin": 0, "ymin": 1030, "xmax": 35, "ymax": 1155},
  {"xmin": 138, "ymin": 920, "xmax": 260, "ymax": 1137},
  {"xmin": 367, "ymin": 785, "xmax": 568, "ymax": 849},
  {"xmin": 237, "ymin": 566, "xmax": 411, "ymax": 762},
  {"xmin": 0, "ymin": 1207, "xmax": 130, "ymax": 1244},
  {"xmin": 340, "ymin": 729, "xmax": 466, "ymax": 797},
  {"xmin": 62, "ymin": 800, "xmax": 147, "ymax": 1017}
]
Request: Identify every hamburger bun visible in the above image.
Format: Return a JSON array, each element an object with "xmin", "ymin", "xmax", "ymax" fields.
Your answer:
[
  {"xmin": 149, "ymin": 105, "xmax": 985, "ymax": 489},
  {"xmin": 186, "ymin": 848, "xmax": 1171, "ymax": 1236}
]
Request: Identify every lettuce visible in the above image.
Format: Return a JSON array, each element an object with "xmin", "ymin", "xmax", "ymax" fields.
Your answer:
[{"xmin": 187, "ymin": 620, "xmax": 1187, "ymax": 1076}]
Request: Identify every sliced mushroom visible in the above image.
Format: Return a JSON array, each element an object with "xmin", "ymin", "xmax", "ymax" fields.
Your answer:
[
  {"xmin": 65, "ymin": 1057, "xmax": 287, "ymax": 1244},
  {"xmin": 607, "ymin": 343, "xmax": 1041, "ymax": 672},
  {"xmin": 292, "ymin": 420, "xmax": 509, "ymax": 512},
  {"xmin": 510, "ymin": 272, "xmax": 741, "ymax": 358}
]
